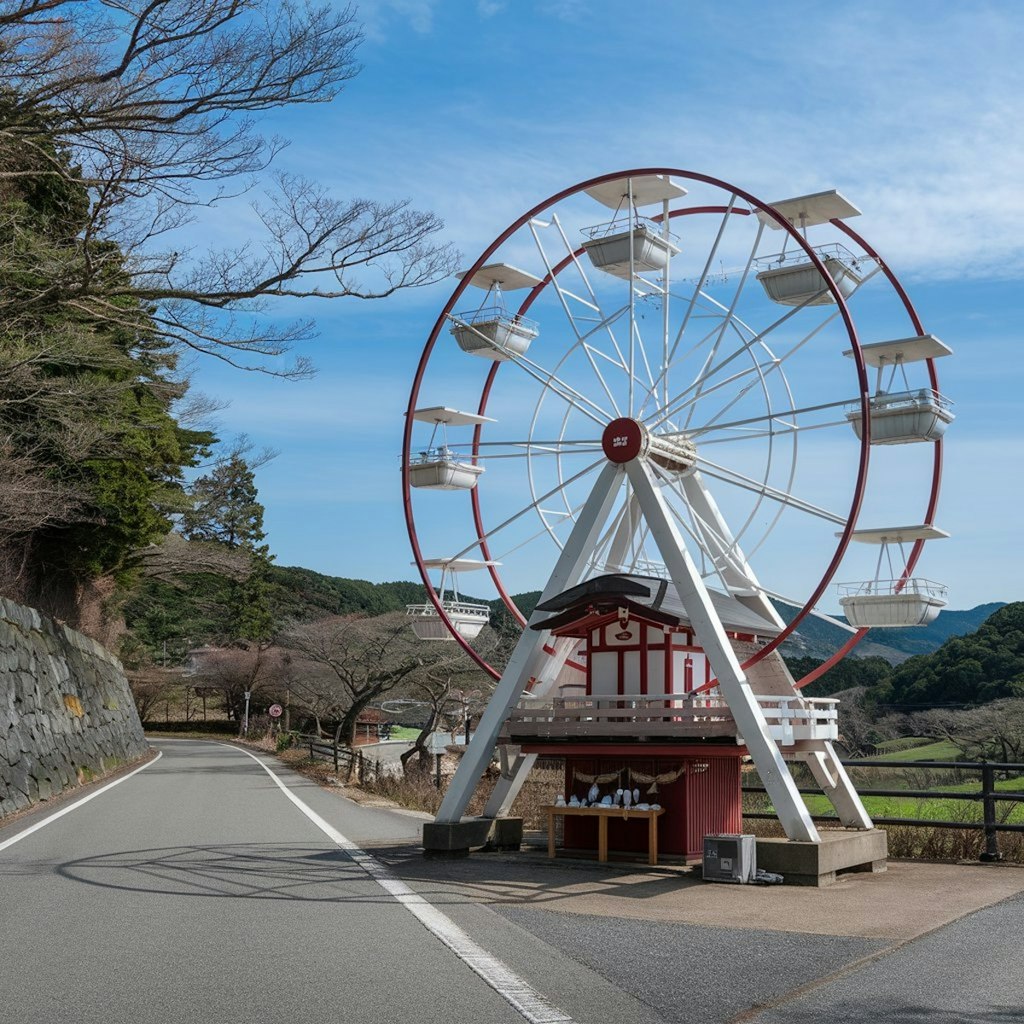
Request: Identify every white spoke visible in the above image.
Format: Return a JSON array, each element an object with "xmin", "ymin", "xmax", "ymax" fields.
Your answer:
[
  {"xmin": 652, "ymin": 464, "xmax": 749, "ymax": 588},
  {"xmin": 699, "ymin": 419, "xmax": 848, "ymax": 446},
  {"xmin": 492, "ymin": 499, "xmax": 589, "ymax": 563},
  {"xmin": 448, "ymin": 439, "xmax": 601, "ymax": 449},
  {"xmin": 467, "ymin": 448, "xmax": 604, "ymax": 460},
  {"xmin": 504, "ymin": 348, "xmax": 612, "ymax": 426},
  {"xmin": 681, "ymin": 219, "xmax": 766, "ymax": 431},
  {"xmin": 528, "ymin": 218, "xmax": 625, "ymax": 418},
  {"xmin": 646, "ymin": 258, "xmax": 860, "ymax": 433},
  {"xmin": 681, "ymin": 398, "xmax": 857, "ymax": 439},
  {"xmin": 447, "ymin": 456, "xmax": 606, "ymax": 563},
  {"xmin": 696, "ymin": 456, "xmax": 847, "ymax": 525},
  {"xmin": 649, "ymin": 469, "xmax": 724, "ymax": 584},
  {"xmin": 654, "ymin": 262, "xmax": 885, "ymax": 433},
  {"xmin": 642, "ymin": 199, "xmax": 741, "ymax": 415},
  {"xmin": 535, "ymin": 215, "xmax": 652, "ymax": 407}
]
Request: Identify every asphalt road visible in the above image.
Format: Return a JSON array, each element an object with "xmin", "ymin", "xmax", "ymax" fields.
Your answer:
[
  {"xmin": 2, "ymin": 739, "xmax": 1022, "ymax": 1024},
  {"xmin": 0, "ymin": 740, "xmax": 661, "ymax": 1024}
]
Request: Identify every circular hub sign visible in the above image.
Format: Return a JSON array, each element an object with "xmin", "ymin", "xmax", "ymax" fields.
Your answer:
[{"xmin": 602, "ymin": 418, "xmax": 646, "ymax": 463}]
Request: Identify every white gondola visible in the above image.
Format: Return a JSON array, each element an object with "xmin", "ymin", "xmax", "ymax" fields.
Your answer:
[
  {"xmin": 836, "ymin": 526, "xmax": 949, "ymax": 628},
  {"xmin": 407, "ymin": 450, "xmax": 483, "ymax": 490},
  {"xmin": 846, "ymin": 389, "xmax": 954, "ymax": 445},
  {"xmin": 840, "ymin": 579, "xmax": 948, "ymax": 628},
  {"xmin": 407, "ymin": 558, "xmax": 498, "ymax": 641},
  {"xmin": 580, "ymin": 173, "xmax": 686, "ymax": 279},
  {"xmin": 450, "ymin": 263, "xmax": 542, "ymax": 362},
  {"xmin": 450, "ymin": 307, "xmax": 538, "ymax": 360},
  {"xmin": 754, "ymin": 190, "xmax": 865, "ymax": 306},
  {"xmin": 843, "ymin": 334, "xmax": 955, "ymax": 444},
  {"xmin": 405, "ymin": 408, "xmax": 494, "ymax": 491},
  {"xmin": 580, "ymin": 221, "xmax": 680, "ymax": 278},
  {"xmin": 755, "ymin": 245, "xmax": 863, "ymax": 306}
]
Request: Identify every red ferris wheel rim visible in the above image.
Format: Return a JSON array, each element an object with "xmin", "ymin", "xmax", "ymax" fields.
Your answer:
[
  {"xmin": 791, "ymin": 219, "xmax": 944, "ymax": 690},
  {"xmin": 402, "ymin": 167, "xmax": 935, "ymax": 681}
]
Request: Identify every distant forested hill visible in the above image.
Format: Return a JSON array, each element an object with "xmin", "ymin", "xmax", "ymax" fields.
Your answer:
[
  {"xmin": 267, "ymin": 565, "xmax": 428, "ymax": 620},
  {"xmin": 771, "ymin": 600, "xmax": 1006, "ymax": 664},
  {"xmin": 266, "ymin": 569, "xmax": 1004, "ymax": 671},
  {"xmin": 125, "ymin": 559, "xmax": 1012, "ymax": 692},
  {"xmin": 866, "ymin": 602, "xmax": 1024, "ymax": 708}
]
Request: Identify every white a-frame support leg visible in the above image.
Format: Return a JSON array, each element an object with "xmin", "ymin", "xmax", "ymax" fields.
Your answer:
[
  {"xmin": 798, "ymin": 742, "xmax": 873, "ymax": 829},
  {"xmin": 435, "ymin": 463, "xmax": 625, "ymax": 824},
  {"xmin": 625, "ymin": 460, "xmax": 820, "ymax": 843},
  {"xmin": 482, "ymin": 635, "xmax": 578, "ymax": 818}
]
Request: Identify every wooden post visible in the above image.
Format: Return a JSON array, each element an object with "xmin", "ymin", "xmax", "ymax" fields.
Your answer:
[{"xmin": 980, "ymin": 762, "xmax": 1003, "ymax": 862}]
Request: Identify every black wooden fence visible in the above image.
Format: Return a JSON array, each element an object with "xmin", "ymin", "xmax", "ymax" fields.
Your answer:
[
  {"xmin": 301, "ymin": 733, "xmax": 383, "ymax": 784},
  {"xmin": 743, "ymin": 759, "xmax": 1024, "ymax": 862}
]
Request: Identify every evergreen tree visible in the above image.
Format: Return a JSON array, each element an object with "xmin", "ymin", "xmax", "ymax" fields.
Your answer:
[
  {"xmin": 182, "ymin": 456, "xmax": 267, "ymax": 552},
  {"xmin": 0, "ymin": 112, "xmax": 214, "ymax": 619},
  {"xmin": 182, "ymin": 451, "xmax": 274, "ymax": 643}
]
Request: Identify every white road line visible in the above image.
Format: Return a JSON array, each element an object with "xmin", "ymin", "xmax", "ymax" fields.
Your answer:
[
  {"xmin": 0, "ymin": 751, "xmax": 162, "ymax": 854},
  {"xmin": 226, "ymin": 743, "xmax": 578, "ymax": 1024}
]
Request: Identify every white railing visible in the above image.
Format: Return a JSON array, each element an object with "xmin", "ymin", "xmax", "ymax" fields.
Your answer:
[
  {"xmin": 404, "ymin": 446, "xmax": 464, "ymax": 466},
  {"xmin": 506, "ymin": 693, "xmax": 839, "ymax": 744},
  {"xmin": 844, "ymin": 389, "xmax": 953, "ymax": 417},
  {"xmin": 450, "ymin": 306, "xmax": 539, "ymax": 332},
  {"xmin": 581, "ymin": 216, "xmax": 679, "ymax": 244},
  {"xmin": 754, "ymin": 241, "xmax": 870, "ymax": 273},
  {"xmin": 752, "ymin": 695, "xmax": 838, "ymax": 745},
  {"xmin": 837, "ymin": 578, "xmax": 948, "ymax": 600},
  {"xmin": 406, "ymin": 601, "xmax": 490, "ymax": 620}
]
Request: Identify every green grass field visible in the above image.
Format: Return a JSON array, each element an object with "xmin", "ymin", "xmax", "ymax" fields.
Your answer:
[
  {"xmin": 386, "ymin": 726, "xmax": 421, "ymax": 741},
  {"xmin": 797, "ymin": 772, "xmax": 1024, "ymax": 823},
  {"xmin": 854, "ymin": 739, "xmax": 964, "ymax": 763}
]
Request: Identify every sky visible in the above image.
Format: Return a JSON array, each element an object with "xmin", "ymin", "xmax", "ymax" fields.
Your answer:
[{"xmin": 184, "ymin": 0, "xmax": 1024, "ymax": 614}]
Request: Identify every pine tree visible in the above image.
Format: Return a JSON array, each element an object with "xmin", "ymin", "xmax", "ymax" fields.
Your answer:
[
  {"xmin": 182, "ymin": 453, "xmax": 274, "ymax": 643},
  {"xmin": 181, "ymin": 456, "xmax": 267, "ymax": 551}
]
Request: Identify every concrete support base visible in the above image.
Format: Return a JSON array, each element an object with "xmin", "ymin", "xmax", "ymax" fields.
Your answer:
[
  {"xmin": 484, "ymin": 816, "xmax": 524, "ymax": 852},
  {"xmin": 755, "ymin": 829, "xmax": 888, "ymax": 887},
  {"xmin": 422, "ymin": 817, "xmax": 523, "ymax": 858}
]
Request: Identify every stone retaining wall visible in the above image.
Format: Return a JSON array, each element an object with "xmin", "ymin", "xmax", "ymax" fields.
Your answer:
[{"xmin": 0, "ymin": 597, "xmax": 148, "ymax": 817}]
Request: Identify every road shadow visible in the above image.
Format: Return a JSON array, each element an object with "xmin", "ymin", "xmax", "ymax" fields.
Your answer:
[
  {"xmin": 51, "ymin": 839, "xmax": 692, "ymax": 910},
  {"xmin": 56, "ymin": 843, "xmax": 398, "ymax": 903},
  {"xmin": 367, "ymin": 840, "xmax": 701, "ymax": 908}
]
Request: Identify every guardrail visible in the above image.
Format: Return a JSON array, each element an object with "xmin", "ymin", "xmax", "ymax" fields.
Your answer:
[
  {"xmin": 743, "ymin": 759, "xmax": 1024, "ymax": 862},
  {"xmin": 505, "ymin": 694, "xmax": 838, "ymax": 744},
  {"xmin": 300, "ymin": 734, "xmax": 382, "ymax": 784}
]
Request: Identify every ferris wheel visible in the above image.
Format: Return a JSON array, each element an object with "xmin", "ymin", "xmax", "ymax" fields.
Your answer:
[{"xmin": 401, "ymin": 169, "xmax": 952, "ymax": 691}]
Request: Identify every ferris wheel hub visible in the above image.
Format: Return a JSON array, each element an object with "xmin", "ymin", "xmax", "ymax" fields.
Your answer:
[{"xmin": 601, "ymin": 417, "xmax": 697, "ymax": 473}]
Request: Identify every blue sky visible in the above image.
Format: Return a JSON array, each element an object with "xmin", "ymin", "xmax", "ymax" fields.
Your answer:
[{"xmin": 186, "ymin": 0, "xmax": 1023, "ymax": 612}]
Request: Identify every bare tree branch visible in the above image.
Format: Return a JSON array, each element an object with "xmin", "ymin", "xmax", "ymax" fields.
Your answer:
[{"xmin": 0, "ymin": 0, "xmax": 459, "ymax": 375}]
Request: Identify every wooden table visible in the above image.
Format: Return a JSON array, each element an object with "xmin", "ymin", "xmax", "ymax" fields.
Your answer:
[{"xmin": 545, "ymin": 805, "xmax": 667, "ymax": 866}]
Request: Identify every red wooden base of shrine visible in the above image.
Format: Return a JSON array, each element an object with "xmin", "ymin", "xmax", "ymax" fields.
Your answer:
[{"xmin": 561, "ymin": 751, "xmax": 743, "ymax": 860}]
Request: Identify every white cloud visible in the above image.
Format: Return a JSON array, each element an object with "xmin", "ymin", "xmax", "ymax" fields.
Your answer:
[{"xmin": 359, "ymin": 0, "xmax": 436, "ymax": 40}]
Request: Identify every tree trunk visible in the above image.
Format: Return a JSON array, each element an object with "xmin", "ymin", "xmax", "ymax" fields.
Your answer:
[
  {"xmin": 400, "ymin": 709, "xmax": 438, "ymax": 775},
  {"xmin": 337, "ymin": 695, "xmax": 375, "ymax": 748}
]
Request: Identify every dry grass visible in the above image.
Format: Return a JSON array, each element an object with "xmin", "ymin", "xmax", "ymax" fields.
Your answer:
[
  {"xmin": 231, "ymin": 743, "xmax": 1024, "ymax": 865},
  {"xmin": 741, "ymin": 811, "xmax": 1024, "ymax": 865},
  {"xmin": 350, "ymin": 759, "xmax": 565, "ymax": 829}
]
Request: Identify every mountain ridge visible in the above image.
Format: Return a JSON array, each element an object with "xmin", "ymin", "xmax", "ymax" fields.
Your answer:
[{"xmin": 267, "ymin": 564, "xmax": 1006, "ymax": 664}]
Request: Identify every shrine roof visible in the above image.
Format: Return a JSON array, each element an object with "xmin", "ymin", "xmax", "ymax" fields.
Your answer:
[{"xmin": 533, "ymin": 574, "xmax": 782, "ymax": 637}]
